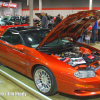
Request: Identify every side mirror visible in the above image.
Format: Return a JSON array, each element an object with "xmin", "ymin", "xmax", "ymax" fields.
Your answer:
[{"xmin": 13, "ymin": 44, "xmax": 24, "ymax": 51}]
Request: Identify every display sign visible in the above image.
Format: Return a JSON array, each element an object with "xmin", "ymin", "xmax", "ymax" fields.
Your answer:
[{"xmin": 0, "ymin": 2, "xmax": 17, "ymax": 8}]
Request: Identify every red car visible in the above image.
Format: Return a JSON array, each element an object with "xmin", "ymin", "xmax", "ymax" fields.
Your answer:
[
  {"xmin": 0, "ymin": 10, "xmax": 100, "ymax": 96},
  {"xmin": 0, "ymin": 23, "xmax": 37, "ymax": 35},
  {"xmin": 0, "ymin": 24, "xmax": 29, "ymax": 35}
]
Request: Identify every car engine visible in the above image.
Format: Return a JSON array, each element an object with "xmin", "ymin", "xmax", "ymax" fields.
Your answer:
[{"xmin": 51, "ymin": 46, "xmax": 100, "ymax": 70}]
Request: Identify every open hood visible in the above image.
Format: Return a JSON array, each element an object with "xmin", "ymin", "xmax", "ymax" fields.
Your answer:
[
  {"xmin": 35, "ymin": 13, "xmax": 42, "ymax": 20},
  {"xmin": 38, "ymin": 10, "xmax": 100, "ymax": 48},
  {"xmin": 35, "ymin": 13, "xmax": 53, "ymax": 20}
]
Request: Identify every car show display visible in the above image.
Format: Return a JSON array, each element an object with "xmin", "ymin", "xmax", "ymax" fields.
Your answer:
[{"xmin": 0, "ymin": 10, "xmax": 100, "ymax": 97}]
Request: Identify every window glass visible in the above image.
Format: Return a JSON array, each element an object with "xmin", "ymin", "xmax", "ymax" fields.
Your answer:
[
  {"xmin": 1, "ymin": 30, "xmax": 23, "ymax": 45},
  {"xmin": 1, "ymin": 16, "xmax": 9, "ymax": 21},
  {"xmin": 44, "ymin": 38, "xmax": 70, "ymax": 47},
  {"xmin": 10, "ymin": 17, "xmax": 15, "ymax": 21},
  {"xmin": 21, "ymin": 30, "xmax": 49, "ymax": 48}
]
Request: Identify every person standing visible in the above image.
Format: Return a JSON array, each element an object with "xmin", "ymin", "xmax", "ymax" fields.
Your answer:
[
  {"xmin": 92, "ymin": 21, "xmax": 98, "ymax": 43},
  {"xmin": 61, "ymin": 15, "xmax": 64, "ymax": 20},
  {"xmin": 97, "ymin": 20, "xmax": 100, "ymax": 43},
  {"xmin": 55, "ymin": 14, "xmax": 62, "ymax": 26},
  {"xmin": 41, "ymin": 12, "xmax": 48, "ymax": 28},
  {"xmin": 77, "ymin": 31, "xmax": 85, "ymax": 43}
]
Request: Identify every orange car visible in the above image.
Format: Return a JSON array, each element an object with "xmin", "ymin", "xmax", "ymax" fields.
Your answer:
[{"xmin": 0, "ymin": 10, "xmax": 100, "ymax": 96}]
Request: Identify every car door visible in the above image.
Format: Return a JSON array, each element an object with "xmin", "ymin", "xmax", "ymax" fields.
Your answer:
[{"xmin": 0, "ymin": 29, "xmax": 27, "ymax": 74}]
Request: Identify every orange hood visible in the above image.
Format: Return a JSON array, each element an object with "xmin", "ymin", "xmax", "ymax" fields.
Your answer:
[{"xmin": 38, "ymin": 10, "xmax": 100, "ymax": 48}]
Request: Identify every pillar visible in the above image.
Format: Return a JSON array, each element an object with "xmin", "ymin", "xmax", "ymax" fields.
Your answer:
[
  {"xmin": 10, "ymin": 0, "xmax": 13, "ymax": 16},
  {"xmin": 39, "ymin": 0, "xmax": 42, "ymax": 13},
  {"xmin": 89, "ymin": 0, "xmax": 93, "ymax": 10},
  {"xmin": 29, "ymin": 0, "xmax": 33, "ymax": 26}
]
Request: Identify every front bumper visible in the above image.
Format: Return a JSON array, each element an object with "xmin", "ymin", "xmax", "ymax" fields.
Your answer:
[{"xmin": 57, "ymin": 77, "xmax": 100, "ymax": 96}]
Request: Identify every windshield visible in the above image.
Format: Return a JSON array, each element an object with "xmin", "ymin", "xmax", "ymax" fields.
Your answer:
[
  {"xmin": 44, "ymin": 38, "xmax": 70, "ymax": 47},
  {"xmin": 21, "ymin": 30, "xmax": 49, "ymax": 48},
  {"xmin": 21, "ymin": 30, "xmax": 70, "ymax": 48}
]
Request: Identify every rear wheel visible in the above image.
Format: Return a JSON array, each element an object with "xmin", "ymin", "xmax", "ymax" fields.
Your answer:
[{"xmin": 33, "ymin": 66, "xmax": 57, "ymax": 95}]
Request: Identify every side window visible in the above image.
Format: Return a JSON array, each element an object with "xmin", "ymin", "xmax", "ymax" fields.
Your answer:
[
  {"xmin": 1, "ymin": 30, "xmax": 23, "ymax": 45},
  {"xmin": 10, "ymin": 17, "xmax": 15, "ymax": 21}
]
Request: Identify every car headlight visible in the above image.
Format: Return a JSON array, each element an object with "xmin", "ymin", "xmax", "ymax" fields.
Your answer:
[{"xmin": 74, "ymin": 70, "xmax": 96, "ymax": 78}]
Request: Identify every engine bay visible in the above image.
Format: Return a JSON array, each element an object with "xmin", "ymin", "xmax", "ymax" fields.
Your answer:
[{"xmin": 51, "ymin": 46, "xmax": 100, "ymax": 71}]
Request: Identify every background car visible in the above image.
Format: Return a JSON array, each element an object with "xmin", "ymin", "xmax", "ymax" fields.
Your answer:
[
  {"xmin": 0, "ymin": 17, "xmax": 6, "ymax": 26},
  {"xmin": 0, "ymin": 16, "xmax": 38, "ymax": 26},
  {"xmin": 35, "ymin": 13, "xmax": 54, "ymax": 29},
  {"xmin": 0, "ymin": 16, "xmax": 21, "ymax": 25}
]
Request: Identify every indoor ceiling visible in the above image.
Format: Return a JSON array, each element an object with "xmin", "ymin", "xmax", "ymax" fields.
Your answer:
[{"xmin": 0, "ymin": 0, "xmax": 12, "ymax": 1}]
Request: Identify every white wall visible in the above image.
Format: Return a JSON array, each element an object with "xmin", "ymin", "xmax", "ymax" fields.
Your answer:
[
  {"xmin": 22, "ymin": 0, "xmax": 100, "ymax": 19},
  {"xmin": 0, "ymin": 2, "xmax": 22, "ymax": 16},
  {"xmin": 22, "ymin": 10, "xmax": 84, "ymax": 19},
  {"xmin": 14, "ymin": 2, "xmax": 22, "ymax": 16}
]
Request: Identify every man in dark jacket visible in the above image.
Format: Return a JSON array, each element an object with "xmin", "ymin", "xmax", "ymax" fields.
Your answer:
[
  {"xmin": 41, "ymin": 12, "xmax": 48, "ymax": 28},
  {"xmin": 55, "ymin": 14, "xmax": 62, "ymax": 26}
]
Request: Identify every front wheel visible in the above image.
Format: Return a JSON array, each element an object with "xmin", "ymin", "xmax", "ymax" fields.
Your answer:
[{"xmin": 33, "ymin": 66, "xmax": 57, "ymax": 95}]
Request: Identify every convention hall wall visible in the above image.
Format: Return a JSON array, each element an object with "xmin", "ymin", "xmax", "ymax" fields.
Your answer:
[
  {"xmin": 0, "ymin": 2, "xmax": 22, "ymax": 16},
  {"xmin": 16, "ymin": 0, "xmax": 100, "ymax": 18},
  {"xmin": 21, "ymin": 0, "xmax": 100, "ymax": 18}
]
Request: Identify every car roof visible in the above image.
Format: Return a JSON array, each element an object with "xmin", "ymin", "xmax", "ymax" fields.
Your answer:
[{"xmin": 8, "ymin": 26, "xmax": 49, "ymax": 32}]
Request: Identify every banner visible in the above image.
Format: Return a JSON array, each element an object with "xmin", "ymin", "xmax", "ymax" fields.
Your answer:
[{"xmin": 0, "ymin": 2, "xmax": 17, "ymax": 8}]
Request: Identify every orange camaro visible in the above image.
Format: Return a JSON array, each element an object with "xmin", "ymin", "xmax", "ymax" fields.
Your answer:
[{"xmin": 0, "ymin": 10, "xmax": 100, "ymax": 96}]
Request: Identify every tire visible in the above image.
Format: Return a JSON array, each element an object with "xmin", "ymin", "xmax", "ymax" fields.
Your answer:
[{"xmin": 33, "ymin": 65, "xmax": 57, "ymax": 96}]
